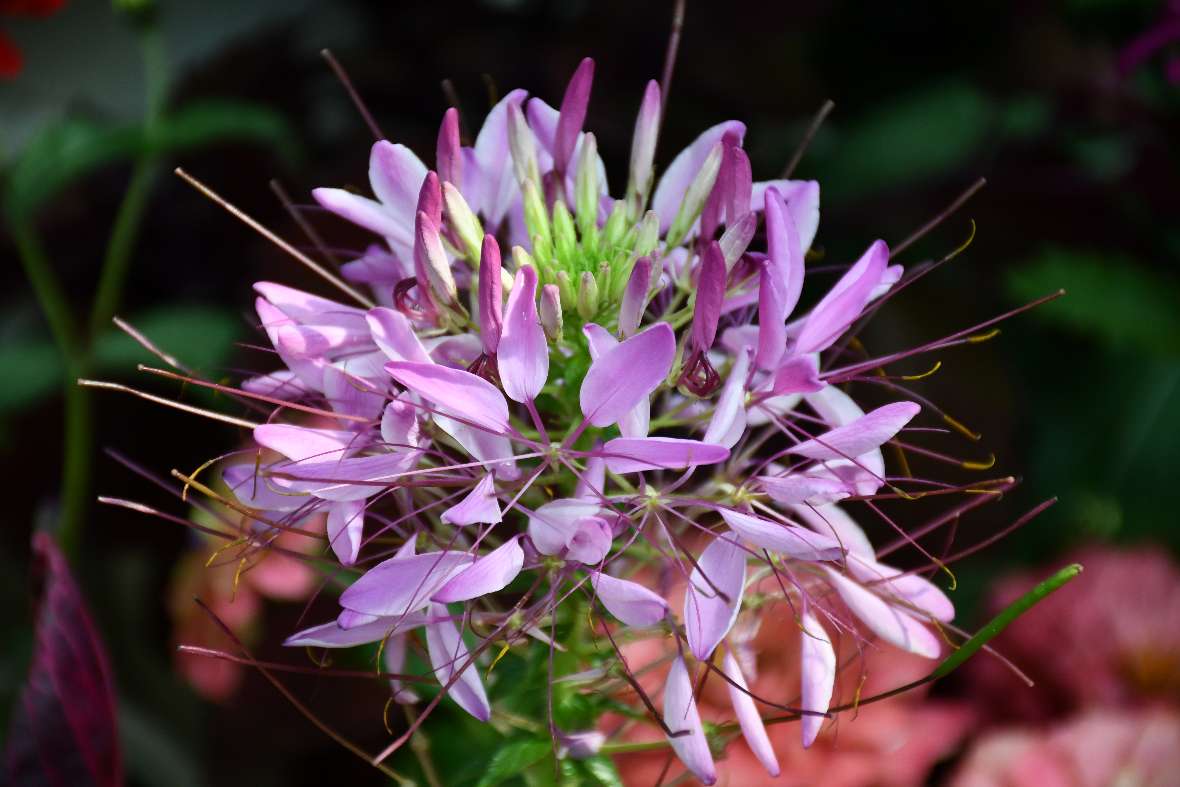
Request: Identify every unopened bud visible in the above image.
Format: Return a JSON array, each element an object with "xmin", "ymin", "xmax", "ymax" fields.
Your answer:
[
  {"xmin": 665, "ymin": 142, "xmax": 723, "ymax": 249},
  {"xmin": 634, "ymin": 210, "xmax": 660, "ymax": 259},
  {"xmin": 555, "ymin": 270, "xmax": 576, "ymax": 309},
  {"xmin": 575, "ymin": 132, "xmax": 600, "ymax": 246},
  {"xmin": 540, "ymin": 284, "xmax": 563, "ymax": 341},
  {"xmin": 415, "ymin": 210, "xmax": 457, "ymax": 306},
  {"xmin": 626, "ymin": 80, "xmax": 661, "ymax": 220},
  {"xmin": 577, "ymin": 271, "xmax": 599, "ymax": 321},
  {"xmin": 507, "ymin": 101, "xmax": 540, "ymax": 188},
  {"xmin": 442, "ymin": 182, "xmax": 484, "ymax": 264},
  {"xmin": 552, "ymin": 199, "xmax": 577, "ymax": 264}
]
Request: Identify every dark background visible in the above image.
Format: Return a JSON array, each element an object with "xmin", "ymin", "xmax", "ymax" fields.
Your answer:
[{"xmin": 2, "ymin": 0, "xmax": 1178, "ymax": 784}]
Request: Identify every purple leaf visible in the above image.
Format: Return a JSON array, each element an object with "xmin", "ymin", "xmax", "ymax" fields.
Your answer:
[{"xmin": 5, "ymin": 533, "xmax": 122, "ymax": 787}]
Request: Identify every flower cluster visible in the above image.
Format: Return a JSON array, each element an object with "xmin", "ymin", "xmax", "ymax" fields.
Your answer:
[{"xmin": 214, "ymin": 57, "xmax": 976, "ymax": 782}]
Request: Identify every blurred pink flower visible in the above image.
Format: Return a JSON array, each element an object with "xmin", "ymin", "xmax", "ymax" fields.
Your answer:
[
  {"xmin": 950, "ymin": 707, "xmax": 1180, "ymax": 787},
  {"xmin": 965, "ymin": 545, "xmax": 1180, "ymax": 723}
]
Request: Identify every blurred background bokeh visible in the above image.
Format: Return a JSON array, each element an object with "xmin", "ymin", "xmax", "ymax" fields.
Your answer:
[{"xmin": 2, "ymin": 0, "xmax": 1178, "ymax": 784}]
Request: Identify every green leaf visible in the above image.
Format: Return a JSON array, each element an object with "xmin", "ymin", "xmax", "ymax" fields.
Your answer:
[
  {"xmin": 146, "ymin": 100, "xmax": 298, "ymax": 163},
  {"xmin": 579, "ymin": 756, "xmax": 624, "ymax": 787},
  {"xmin": 4, "ymin": 119, "xmax": 143, "ymax": 220},
  {"xmin": 1007, "ymin": 247, "xmax": 1180, "ymax": 356},
  {"xmin": 931, "ymin": 563, "xmax": 1083, "ymax": 679},
  {"xmin": 0, "ymin": 342, "xmax": 65, "ymax": 413},
  {"xmin": 821, "ymin": 81, "xmax": 993, "ymax": 200},
  {"xmin": 476, "ymin": 740, "xmax": 553, "ymax": 787},
  {"xmin": 93, "ymin": 305, "xmax": 242, "ymax": 373},
  {"xmin": 4, "ymin": 101, "xmax": 295, "ymax": 219}
]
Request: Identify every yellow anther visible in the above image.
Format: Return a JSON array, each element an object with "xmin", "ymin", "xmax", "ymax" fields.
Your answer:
[
  {"xmin": 962, "ymin": 453, "xmax": 996, "ymax": 471},
  {"xmin": 943, "ymin": 413, "xmax": 982, "ymax": 441},
  {"xmin": 966, "ymin": 328, "xmax": 1001, "ymax": 344},
  {"xmin": 486, "ymin": 641, "xmax": 512, "ymax": 679},
  {"xmin": 901, "ymin": 360, "xmax": 942, "ymax": 381}
]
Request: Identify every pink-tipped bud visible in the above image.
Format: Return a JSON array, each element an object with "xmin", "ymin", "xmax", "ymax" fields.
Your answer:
[
  {"xmin": 555, "ymin": 57, "xmax": 595, "ymax": 175},
  {"xmin": 618, "ymin": 256, "xmax": 653, "ymax": 337},
  {"xmin": 540, "ymin": 284, "xmax": 563, "ymax": 341},
  {"xmin": 478, "ymin": 235, "xmax": 503, "ymax": 354},
  {"xmin": 507, "ymin": 100, "xmax": 539, "ymax": 187},
  {"xmin": 415, "ymin": 209, "xmax": 456, "ymax": 307},
  {"xmin": 627, "ymin": 80, "xmax": 661, "ymax": 217},
  {"xmin": 417, "ymin": 171, "xmax": 442, "ymax": 225},
  {"xmin": 727, "ymin": 146, "xmax": 752, "ymax": 224},
  {"xmin": 691, "ymin": 241, "xmax": 726, "ymax": 353},
  {"xmin": 436, "ymin": 107, "xmax": 462, "ymax": 187}
]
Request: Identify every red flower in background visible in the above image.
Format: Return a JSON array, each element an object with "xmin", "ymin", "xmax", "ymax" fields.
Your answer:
[{"xmin": 0, "ymin": 0, "xmax": 66, "ymax": 78}]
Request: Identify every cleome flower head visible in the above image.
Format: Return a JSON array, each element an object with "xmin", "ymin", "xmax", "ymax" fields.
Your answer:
[{"xmin": 139, "ymin": 54, "xmax": 1043, "ymax": 784}]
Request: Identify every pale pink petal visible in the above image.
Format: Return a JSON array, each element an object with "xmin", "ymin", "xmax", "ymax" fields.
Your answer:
[
  {"xmin": 311, "ymin": 188, "xmax": 407, "ymax": 246},
  {"xmin": 528, "ymin": 499, "xmax": 599, "ymax": 556},
  {"xmin": 340, "ymin": 552, "xmax": 473, "ymax": 617},
  {"xmin": 755, "ymin": 187, "xmax": 804, "ymax": 370},
  {"xmin": 366, "ymin": 307, "xmax": 432, "ymax": 364},
  {"xmin": 369, "ymin": 140, "xmax": 429, "ymax": 225},
  {"xmin": 719, "ymin": 509, "xmax": 844, "ymax": 561},
  {"xmin": 386, "ymin": 361, "xmax": 510, "ymax": 434},
  {"xmin": 758, "ymin": 473, "xmax": 851, "ymax": 507},
  {"xmin": 579, "ymin": 322, "xmax": 675, "ymax": 427},
  {"xmin": 664, "ymin": 656, "xmax": 717, "ymax": 785},
  {"xmin": 384, "ymin": 632, "xmax": 419, "ymax": 704},
  {"xmin": 380, "ymin": 398, "xmax": 421, "ymax": 449},
  {"xmin": 652, "ymin": 121, "xmax": 746, "ymax": 233},
  {"xmin": 722, "ymin": 651, "xmax": 779, "ymax": 775},
  {"xmin": 773, "ymin": 354, "xmax": 823, "ymax": 394},
  {"xmin": 799, "ymin": 610, "xmax": 836, "ymax": 747},
  {"xmin": 823, "ymin": 567, "xmax": 942, "ymax": 658},
  {"xmin": 326, "ymin": 499, "xmax": 365, "ymax": 565},
  {"xmin": 750, "ymin": 179, "xmax": 820, "ymax": 252},
  {"xmin": 433, "ymin": 537, "xmax": 524, "ymax": 602},
  {"xmin": 440, "ymin": 474, "xmax": 502, "ymax": 526},
  {"xmin": 566, "ymin": 517, "xmax": 612, "ymax": 565},
  {"xmin": 791, "ymin": 502, "xmax": 875, "ymax": 560},
  {"xmin": 684, "ymin": 534, "xmax": 747, "ymax": 660},
  {"xmin": 498, "ymin": 264, "xmax": 548, "ymax": 402},
  {"xmin": 425, "ymin": 602, "xmax": 491, "ymax": 721},
  {"xmin": 253, "ymin": 282, "xmax": 366, "ymax": 327},
  {"xmin": 600, "ymin": 437, "xmax": 729, "ymax": 474},
  {"xmin": 433, "ymin": 414, "xmax": 519, "ymax": 480},
  {"xmin": 322, "ymin": 365, "xmax": 384, "ymax": 420},
  {"xmin": 253, "ymin": 424, "xmax": 354, "ymax": 462},
  {"xmin": 590, "ymin": 572, "xmax": 668, "ymax": 627},
  {"xmin": 703, "ymin": 349, "xmax": 751, "ymax": 448},
  {"xmin": 575, "ymin": 455, "xmax": 606, "ymax": 502},
  {"xmin": 847, "ymin": 556, "xmax": 955, "ymax": 622},
  {"xmin": 468, "ymin": 89, "xmax": 529, "ymax": 226},
  {"xmin": 795, "ymin": 239, "xmax": 889, "ymax": 354},
  {"xmin": 283, "ymin": 613, "xmax": 428, "ymax": 648},
  {"xmin": 790, "ymin": 401, "xmax": 920, "ymax": 462}
]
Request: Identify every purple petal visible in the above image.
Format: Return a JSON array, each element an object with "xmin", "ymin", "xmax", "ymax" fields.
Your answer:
[
  {"xmin": 498, "ymin": 264, "xmax": 548, "ymax": 402},
  {"xmin": 327, "ymin": 499, "xmax": 365, "ymax": 565},
  {"xmin": 279, "ymin": 452, "xmax": 418, "ymax": 501},
  {"xmin": 750, "ymin": 179, "xmax": 820, "ymax": 252},
  {"xmin": 618, "ymin": 256, "xmax": 653, "ymax": 337},
  {"xmin": 591, "ymin": 572, "xmax": 668, "ymax": 627},
  {"xmin": 755, "ymin": 188, "xmax": 805, "ymax": 370},
  {"xmin": 847, "ymin": 556, "xmax": 955, "ymax": 622},
  {"xmin": 722, "ymin": 651, "xmax": 779, "ymax": 775},
  {"xmin": 691, "ymin": 241, "xmax": 726, "ymax": 353},
  {"xmin": 312, "ymin": 188, "xmax": 408, "ymax": 248},
  {"xmin": 380, "ymin": 398, "xmax": 421, "ymax": 449},
  {"xmin": 254, "ymin": 282, "xmax": 366, "ymax": 326},
  {"xmin": 790, "ymin": 503, "xmax": 875, "ymax": 560},
  {"xmin": 323, "ymin": 365, "xmax": 384, "ymax": 420},
  {"xmin": 386, "ymin": 361, "xmax": 510, "ymax": 434},
  {"xmin": 684, "ymin": 534, "xmax": 747, "ymax": 660},
  {"xmin": 652, "ymin": 120, "xmax": 746, "ymax": 233},
  {"xmin": 370, "ymin": 140, "xmax": 429, "ymax": 223},
  {"xmin": 795, "ymin": 239, "xmax": 888, "ymax": 354},
  {"xmin": 425, "ymin": 603, "xmax": 491, "ymax": 721},
  {"xmin": 340, "ymin": 551, "xmax": 473, "ymax": 616},
  {"xmin": 758, "ymin": 474, "xmax": 851, "ymax": 507},
  {"xmin": 823, "ymin": 568, "xmax": 942, "ymax": 658},
  {"xmin": 719, "ymin": 509, "xmax": 844, "ymax": 561},
  {"xmin": 367, "ymin": 307, "xmax": 432, "ymax": 364},
  {"xmin": 664, "ymin": 656, "xmax": 717, "ymax": 785},
  {"xmin": 283, "ymin": 613, "xmax": 428, "ymax": 648},
  {"xmin": 790, "ymin": 401, "xmax": 920, "ymax": 462},
  {"xmin": 436, "ymin": 107, "xmax": 462, "ymax": 186},
  {"xmin": 555, "ymin": 57, "xmax": 594, "ymax": 174},
  {"xmin": 467, "ymin": 89, "xmax": 529, "ymax": 226},
  {"xmin": 433, "ymin": 537, "xmax": 524, "ymax": 602},
  {"xmin": 253, "ymin": 424, "xmax": 354, "ymax": 462},
  {"xmin": 478, "ymin": 235, "xmax": 504, "ymax": 354},
  {"xmin": 773, "ymin": 354, "xmax": 823, "ymax": 394},
  {"xmin": 565, "ymin": 517, "xmax": 612, "ymax": 565},
  {"xmin": 222, "ymin": 463, "xmax": 305, "ymax": 511},
  {"xmin": 727, "ymin": 148, "xmax": 753, "ymax": 226},
  {"xmin": 440, "ymin": 474, "xmax": 502, "ymax": 526},
  {"xmin": 703, "ymin": 349, "xmax": 751, "ymax": 448},
  {"xmin": 579, "ymin": 322, "xmax": 674, "ymax": 427},
  {"xmin": 600, "ymin": 437, "xmax": 729, "ymax": 474},
  {"xmin": 527, "ymin": 498, "xmax": 599, "ymax": 556},
  {"xmin": 799, "ymin": 610, "xmax": 836, "ymax": 747},
  {"xmin": 384, "ymin": 633, "xmax": 419, "ymax": 703},
  {"xmin": 575, "ymin": 454, "xmax": 606, "ymax": 502},
  {"xmin": 433, "ymin": 414, "xmax": 519, "ymax": 480}
]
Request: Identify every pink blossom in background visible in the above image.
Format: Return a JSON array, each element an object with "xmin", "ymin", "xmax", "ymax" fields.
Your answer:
[
  {"xmin": 964, "ymin": 545, "xmax": 1180, "ymax": 723},
  {"xmin": 950, "ymin": 707, "xmax": 1180, "ymax": 787}
]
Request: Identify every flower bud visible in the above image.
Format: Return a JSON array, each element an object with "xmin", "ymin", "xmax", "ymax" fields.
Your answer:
[
  {"xmin": 443, "ymin": 182, "xmax": 484, "ymax": 264},
  {"xmin": 436, "ymin": 107, "xmax": 462, "ymax": 186},
  {"xmin": 478, "ymin": 235, "xmax": 503, "ymax": 354},
  {"xmin": 552, "ymin": 199, "xmax": 577, "ymax": 264},
  {"xmin": 555, "ymin": 57, "xmax": 594, "ymax": 176},
  {"xmin": 634, "ymin": 210, "xmax": 660, "ymax": 259},
  {"xmin": 627, "ymin": 80, "xmax": 661, "ymax": 220},
  {"xmin": 555, "ymin": 270, "xmax": 576, "ymax": 309},
  {"xmin": 600, "ymin": 200, "xmax": 627, "ymax": 250},
  {"xmin": 574, "ymin": 132, "xmax": 600, "ymax": 246},
  {"xmin": 719, "ymin": 211, "xmax": 758, "ymax": 270},
  {"xmin": 665, "ymin": 142, "xmax": 723, "ymax": 249},
  {"xmin": 507, "ymin": 101, "xmax": 540, "ymax": 188},
  {"xmin": 415, "ymin": 210, "xmax": 457, "ymax": 306},
  {"xmin": 619, "ymin": 256, "xmax": 653, "ymax": 337},
  {"xmin": 576, "ymin": 271, "xmax": 599, "ymax": 320},
  {"xmin": 540, "ymin": 284, "xmax": 563, "ymax": 341}
]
